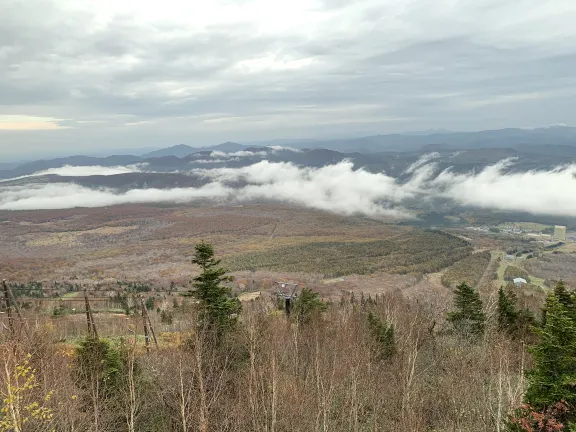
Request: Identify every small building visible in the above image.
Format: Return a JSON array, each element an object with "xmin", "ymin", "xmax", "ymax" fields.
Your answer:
[
  {"xmin": 553, "ymin": 225, "xmax": 567, "ymax": 241},
  {"xmin": 513, "ymin": 278, "xmax": 527, "ymax": 287}
]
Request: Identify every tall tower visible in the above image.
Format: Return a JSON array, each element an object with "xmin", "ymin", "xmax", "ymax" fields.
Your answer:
[{"xmin": 553, "ymin": 225, "xmax": 567, "ymax": 241}]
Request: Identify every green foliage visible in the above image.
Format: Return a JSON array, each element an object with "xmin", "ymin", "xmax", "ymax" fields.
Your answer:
[
  {"xmin": 554, "ymin": 281, "xmax": 576, "ymax": 319},
  {"xmin": 191, "ymin": 241, "xmax": 241, "ymax": 334},
  {"xmin": 160, "ymin": 310, "xmax": 173, "ymax": 325},
  {"xmin": 223, "ymin": 231, "xmax": 472, "ymax": 277},
  {"xmin": 112, "ymin": 292, "xmax": 133, "ymax": 315},
  {"xmin": 145, "ymin": 297, "xmax": 155, "ymax": 311},
  {"xmin": 73, "ymin": 337, "xmax": 127, "ymax": 399},
  {"xmin": 498, "ymin": 286, "xmax": 536, "ymax": 337},
  {"xmin": 525, "ymin": 293, "xmax": 576, "ymax": 412},
  {"xmin": 447, "ymin": 282, "xmax": 486, "ymax": 337},
  {"xmin": 504, "ymin": 266, "xmax": 531, "ymax": 283},
  {"xmin": 541, "ymin": 281, "xmax": 576, "ymax": 326},
  {"xmin": 367, "ymin": 312, "xmax": 395, "ymax": 360},
  {"xmin": 498, "ymin": 287, "xmax": 519, "ymax": 331},
  {"xmin": 52, "ymin": 303, "xmax": 72, "ymax": 317},
  {"xmin": 442, "ymin": 251, "xmax": 491, "ymax": 288},
  {"xmin": 8, "ymin": 281, "xmax": 44, "ymax": 298},
  {"xmin": 116, "ymin": 280, "xmax": 152, "ymax": 292},
  {"xmin": 293, "ymin": 287, "xmax": 327, "ymax": 324}
]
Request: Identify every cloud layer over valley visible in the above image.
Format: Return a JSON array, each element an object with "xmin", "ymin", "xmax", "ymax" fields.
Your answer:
[
  {"xmin": 0, "ymin": 158, "xmax": 574, "ymax": 219},
  {"xmin": 0, "ymin": 165, "xmax": 143, "ymax": 183}
]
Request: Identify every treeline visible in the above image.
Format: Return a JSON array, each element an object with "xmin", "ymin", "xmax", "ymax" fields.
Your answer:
[
  {"xmin": 1, "ymin": 243, "xmax": 576, "ymax": 431},
  {"xmin": 504, "ymin": 265, "xmax": 531, "ymax": 282}
]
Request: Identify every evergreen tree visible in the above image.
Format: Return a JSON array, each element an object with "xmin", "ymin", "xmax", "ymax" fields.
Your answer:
[
  {"xmin": 293, "ymin": 287, "xmax": 327, "ymax": 324},
  {"xmin": 498, "ymin": 286, "xmax": 519, "ymax": 332},
  {"xmin": 190, "ymin": 241, "xmax": 241, "ymax": 334},
  {"xmin": 542, "ymin": 281, "xmax": 575, "ymax": 326},
  {"xmin": 554, "ymin": 280, "xmax": 576, "ymax": 319},
  {"xmin": 522, "ymin": 293, "xmax": 576, "ymax": 426},
  {"xmin": 145, "ymin": 297, "xmax": 155, "ymax": 311},
  {"xmin": 367, "ymin": 312, "xmax": 395, "ymax": 360},
  {"xmin": 498, "ymin": 286, "xmax": 536, "ymax": 337},
  {"xmin": 73, "ymin": 337, "xmax": 127, "ymax": 400},
  {"xmin": 160, "ymin": 310, "xmax": 174, "ymax": 325},
  {"xmin": 447, "ymin": 282, "xmax": 486, "ymax": 337}
]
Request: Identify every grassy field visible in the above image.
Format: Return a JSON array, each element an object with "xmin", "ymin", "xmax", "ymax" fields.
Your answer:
[{"xmin": 494, "ymin": 253, "xmax": 548, "ymax": 290}]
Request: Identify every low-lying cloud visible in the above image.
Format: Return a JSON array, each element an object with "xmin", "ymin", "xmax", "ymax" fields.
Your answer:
[
  {"xmin": 0, "ymin": 158, "xmax": 575, "ymax": 219},
  {"xmin": 0, "ymin": 165, "xmax": 143, "ymax": 183},
  {"xmin": 39, "ymin": 165, "xmax": 143, "ymax": 177},
  {"xmin": 431, "ymin": 159, "xmax": 576, "ymax": 217}
]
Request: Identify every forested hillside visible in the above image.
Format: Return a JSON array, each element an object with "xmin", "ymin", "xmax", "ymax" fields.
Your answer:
[{"xmin": 1, "ymin": 243, "xmax": 575, "ymax": 431}]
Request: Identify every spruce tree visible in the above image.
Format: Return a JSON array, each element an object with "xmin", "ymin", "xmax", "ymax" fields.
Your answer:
[
  {"xmin": 542, "ymin": 281, "xmax": 576, "ymax": 326},
  {"xmin": 554, "ymin": 280, "xmax": 576, "ymax": 319},
  {"xmin": 190, "ymin": 241, "xmax": 241, "ymax": 335},
  {"xmin": 523, "ymin": 292, "xmax": 576, "ymax": 425},
  {"xmin": 498, "ymin": 286, "xmax": 519, "ymax": 332},
  {"xmin": 367, "ymin": 312, "xmax": 395, "ymax": 360},
  {"xmin": 498, "ymin": 286, "xmax": 535, "ymax": 337},
  {"xmin": 447, "ymin": 282, "xmax": 486, "ymax": 337},
  {"xmin": 293, "ymin": 287, "xmax": 327, "ymax": 324}
]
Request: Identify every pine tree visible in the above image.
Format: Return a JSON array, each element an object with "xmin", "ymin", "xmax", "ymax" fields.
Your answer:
[
  {"xmin": 522, "ymin": 292, "xmax": 576, "ymax": 425},
  {"xmin": 542, "ymin": 281, "xmax": 576, "ymax": 326},
  {"xmin": 498, "ymin": 286, "xmax": 536, "ymax": 338},
  {"xmin": 190, "ymin": 241, "xmax": 241, "ymax": 335},
  {"xmin": 367, "ymin": 312, "xmax": 395, "ymax": 360},
  {"xmin": 447, "ymin": 282, "xmax": 486, "ymax": 337},
  {"xmin": 293, "ymin": 287, "xmax": 327, "ymax": 324}
]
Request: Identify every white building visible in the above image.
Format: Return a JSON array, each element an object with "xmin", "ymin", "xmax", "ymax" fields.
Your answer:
[{"xmin": 513, "ymin": 278, "xmax": 527, "ymax": 287}]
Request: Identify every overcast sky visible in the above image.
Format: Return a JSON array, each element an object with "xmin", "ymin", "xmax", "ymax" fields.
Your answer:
[{"xmin": 1, "ymin": 0, "xmax": 576, "ymax": 159}]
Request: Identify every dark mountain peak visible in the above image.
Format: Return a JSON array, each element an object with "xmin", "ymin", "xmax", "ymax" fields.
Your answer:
[
  {"xmin": 143, "ymin": 144, "xmax": 196, "ymax": 158},
  {"xmin": 208, "ymin": 142, "xmax": 245, "ymax": 152}
]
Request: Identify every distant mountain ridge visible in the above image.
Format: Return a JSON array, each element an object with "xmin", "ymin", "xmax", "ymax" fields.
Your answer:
[
  {"xmin": 142, "ymin": 141, "xmax": 246, "ymax": 158},
  {"xmin": 1, "ymin": 127, "xmax": 576, "ymax": 180},
  {"xmin": 296, "ymin": 126, "xmax": 576, "ymax": 153}
]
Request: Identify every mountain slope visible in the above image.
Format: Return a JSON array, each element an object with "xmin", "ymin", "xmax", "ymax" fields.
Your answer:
[
  {"xmin": 143, "ymin": 142, "xmax": 247, "ymax": 158},
  {"xmin": 142, "ymin": 144, "xmax": 197, "ymax": 158}
]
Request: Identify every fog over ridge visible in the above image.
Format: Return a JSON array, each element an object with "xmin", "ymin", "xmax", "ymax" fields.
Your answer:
[{"xmin": 0, "ymin": 157, "xmax": 574, "ymax": 218}]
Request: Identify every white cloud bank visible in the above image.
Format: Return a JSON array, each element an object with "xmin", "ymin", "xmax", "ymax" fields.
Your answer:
[
  {"xmin": 431, "ymin": 159, "xmax": 576, "ymax": 216},
  {"xmin": 0, "ymin": 165, "xmax": 143, "ymax": 183},
  {"xmin": 0, "ymin": 158, "xmax": 575, "ymax": 219},
  {"xmin": 38, "ymin": 165, "xmax": 143, "ymax": 176}
]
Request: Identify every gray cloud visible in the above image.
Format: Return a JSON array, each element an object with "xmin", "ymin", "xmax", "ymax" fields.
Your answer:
[{"xmin": 1, "ymin": 0, "xmax": 576, "ymax": 157}]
